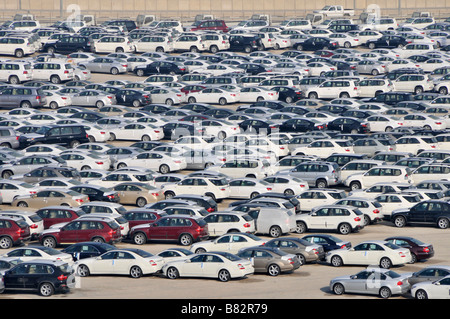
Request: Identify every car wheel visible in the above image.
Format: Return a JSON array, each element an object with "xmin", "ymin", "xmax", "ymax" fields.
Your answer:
[
  {"xmin": 218, "ymin": 131, "xmax": 227, "ymax": 140},
  {"xmin": 141, "ymin": 134, "xmax": 151, "ymax": 141},
  {"xmin": 284, "ymin": 189, "xmax": 294, "ymax": 196},
  {"xmin": 296, "ymin": 254, "xmax": 306, "ymax": 265},
  {"xmin": 77, "ymin": 264, "xmax": 90, "ymax": 277},
  {"xmin": 267, "ymin": 264, "xmax": 281, "ymax": 276},
  {"xmin": 133, "ymin": 232, "xmax": 147, "ymax": 245},
  {"xmin": 17, "ymin": 201, "xmax": 28, "ymax": 208},
  {"xmin": 250, "ymin": 192, "xmax": 259, "ymax": 199},
  {"xmin": 166, "ymin": 266, "xmax": 179, "ymax": 279},
  {"xmin": 350, "ymin": 181, "xmax": 361, "ymax": 191},
  {"xmin": 415, "ymin": 289, "xmax": 428, "ymax": 299},
  {"xmin": 245, "ymin": 174, "xmax": 256, "ymax": 178},
  {"xmin": 338, "ymin": 223, "xmax": 351, "ymax": 235},
  {"xmin": 50, "ymin": 75, "xmax": 61, "ymax": 84},
  {"xmin": 210, "ymin": 45, "xmax": 219, "ymax": 53},
  {"xmin": 285, "ymin": 96, "xmax": 293, "ymax": 103},
  {"xmin": 20, "ymin": 101, "xmax": 32, "ymax": 108},
  {"xmin": 439, "ymin": 87, "xmax": 448, "ymax": 95},
  {"xmin": 70, "ymin": 140, "xmax": 80, "ymax": 148},
  {"xmin": 159, "ymin": 164, "xmax": 170, "ymax": 174},
  {"xmin": 190, "ymin": 46, "xmax": 199, "ymax": 53},
  {"xmin": 179, "ymin": 234, "xmax": 193, "ymax": 246},
  {"xmin": 136, "ymin": 69, "xmax": 145, "ymax": 77},
  {"xmin": 414, "ymin": 86, "xmax": 423, "ymax": 94},
  {"xmin": 92, "ymin": 237, "xmax": 105, "ymax": 243},
  {"xmin": 15, "ymin": 49, "xmax": 24, "ymax": 58},
  {"xmin": 379, "ymin": 257, "xmax": 392, "ymax": 269},
  {"xmin": 136, "ymin": 197, "xmax": 147, "ymax": 208},
  {"xmin": 385, "ymin": 126, "xmax": 393, "ymax": 132},
  {"xmin": 333, "ymin": 283, "xmax": 345, "ymax": 295},
  {"xmin": 0, "ymin": 143, "xmax": 10, "ymax": 148},
  {"xmin": 410, "ymin": 253, "xmax": 417, "ymax": 264},
  {"xmin": 49, "ymin": 101, "xmax": 59, "ymax": 109},
  {"xmin": 164, "ymin": 191, "xmax": 175, "ymax": 199},
  {"xmin": 132, "ymin": 100, "xmax": 141, "ymax": 107},
  {"xmin": 295, "ymin": 44, "xmax": 303, "ymax": 51},
  {"xmin": 379, "ymin": 286, "xmax": 392, "ymax": 299},
  {"xmin": 437, "ymin": 217, "xmax": 449, "ymax": 229},
  {"xmin": 339, "ymin": 92, "xmax": 350, "ymax": 98},
  {"xmin": 8, "ymin": 75, "xmax": 20, "ymax": 85},
  {"xmin": 165, "ymin": 98, "xmax": 174, "ymax": 106},
  {"xmin": 368, "ymin": 43, "xmax": 376, "ymax": 49},
  {"xmin": 219, "ymin": 97, "xmax": 227, "ymax": 105},
  {"xmin": 218, "ymin": 269, "xmax": 231, "ymax": 282},
  {"xmin": 88, "ymin": 135, "xmax": 95, "ymax": 143},
  {"xmin": 316, "ymin": 179, "xmax": 327, "ymax": 188},
  {"xmin": 39, "ymin": 282, "xmax": 55, "ymax": 297},
  {"xmin": 393, "ymin": 215, "xmax": 406, "ymax": 228},
  {"xmin": 295, "ymin": 221, "xmax": 306, "ymax": 234},
  {"xmin": 331, "ymin": 255, "xmax": 343, "ymax": 267},
  {"xmin": 109, "ymin": 133, "xmax": 116, "ymax": 141},
  {"xmin": 115, "ymin": 47, "xmax": 124, "ymax": 53},
  {"xmin": 244, "ymin": 45, "xmax": 252, "ymax": 53},
  {"xmin": 130, "ymin": 266, "xmax": 143, "ymax": 278},
  {"xmin": 188, "ymin": 97, "xmax": 196, "ymax": 103},
  {"xmin": 195, "ymin": 248, "xmax": 206, "ymax": 254},
  {"xmin": 0, "ymin": 236, "xmax": 12, "ymax": 249},
  {"xmin": 81, "ymin": 165, "xmax": 91, "ymax": 170},
  {"xmin": 110, "ymin": 67, "xmax": 119, "ymax": 75},
  {"xmin": 42, "ymin": 236, "xmax": 57, "ymax": 248},
  {"xmin": 269, "ymin": 226, "xmax": 282, "ymax": 238},
  {"xmin": 117, "ymin": 163, "xmax": 127, "ymax": 169},
  {"xmin": 96, "ymin": 100, "xmax": 104, "ymax": 108},
  {"xmin": 308, "ymin": 92, "xmax": 318, "ymax": 99},
  {"xmin": 363, "ymin": 214, "xmax": 371, "ymax": 226},
  {"xmin": 344, "ymin": 41, "xmax": 351, "ymax": 48},
  {"xmin": 371, "ymin": 69, "xmax": 379, "ymax": 76}
]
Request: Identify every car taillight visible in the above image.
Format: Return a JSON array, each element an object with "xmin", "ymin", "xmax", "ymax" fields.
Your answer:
[
  {"xmin": 30, "ymin": 224, "xmax": 38, "ymax": 229},
  {"xmin": 340, "ymin": 244, "xmax": 347, "ymax": 249},
  {"xmin": 300, "ymin": 184, "xmax": 306, "ymax": 188},
  {"xmin": 243, "ymin": 223, "xmax": 251, "ymax": 228},
  {"xmin": 266, "ymin": 187, "xmax": 272, "ymax": 191},
  {"xmin": 100, "ymin": 131, "xmax": 106, "ymax": 134},
  {"xmin": 354, "ymin": 217, "xmax": 361, "ymax": 222},
  {"xmin": 64, "ymin": 70, "xmax": 69, "ymax": 74},
  {"xmin": 154, "ymin": 130, "xmax": 160, "ymax": 133},
  {"xmin": 95, "ymin": 161, "xmax": 104, "ymax": 165},
  {"xmin": 237, "ymin": 264, "xmax": 245, "ymax": 270},
  {"xmin": 152, "ymin": 193, "xmax": 159, "ymax": 196},
  {"xmin": 16, "ymin": 228, "xmax": 25, "ymax": 235},
  {"xmin": 23, "ymin": 71, "xmax": 28, "ymax": 74},
  {"xmin": 423, "ymin": 247, "xmax": 430, "ymax": 253},
  {"xmin": 397, "ymin": 281, "xmax": 403, "ymax": 286},
  {"xmin": 288, "ymin": 258, "xmax": 294, "ymax": 264},
  {"xmin": 29, "ymin": 191, "xmax": 36, "ymax": 194},
  {"xmin": 373, "ymin": 209, "xmax": 379, "ymax": 214},
  {"xmin": 36, "ymin": 95, "xmax": 41, "ymax": 100},
  {"xmin": 149, "ymin": 260, "xmax": 157, "ymax": 266},
  {"xmin": 207, "ymin": 207, "xmax": 214, "ymax": 212},
  {"xmin": 173, "ymin": 160, "xmax": 182, "ymax": 163},
  {"xmin": 399, "ymin": 252, "xmax": 406, "ymax": 258},
  {"xmin": 107, "ymin": 96, "xmax": 113, "ymax": 99},
  {"xmin": 57, "ymin": 275, "xmax": 67, "ymax": 281},
  {"xmin": 75, "ymin": 199, "xmax": 84, "ymax": 203}
]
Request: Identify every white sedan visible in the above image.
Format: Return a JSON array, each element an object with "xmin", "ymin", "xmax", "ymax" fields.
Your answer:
[
  {"xmin": 228, "ymin": 178, "xmax": 272, "ymax": 199},
  {"xmin": 411, "ymin": 275, "xmax": 450, "ymax": 299},
  {"xmin": 147, "ymin": 88, "xmax": 184, "ymax": 106},
  {"xmin": 189, "ymin": 233, "xmax": 267, "ymax": 254},
  {"xmin": 1, "ymin": 246, "xmax": 73, "ymax": 265},
  {"xmin": 162, "ymin": 251, "xmax": 254, "ymax": 282},
  {"xmin": 0, "ymin": 180, "xmax": 39, "ymax": 204},
  {"xmin": 109, "ymin": 123, "xmax": 164, "ymax": 142},
  {"xmin": 187, "ymin": 87, "xmax": 240, "ymax": 105},
  {"xmin": 75, "ymin": 248, "xmax": 164, "ymax": 278},
  {"xmin": 238, "ymin": 87, "xmax": 279, "ymax": 102},
  {"xmin": 115, "ymin": 151, "xmax": 187, "ymax": 174},
  {"xmin": 326, "ymin": 240, "xmax": 412, "ymax": 269}
]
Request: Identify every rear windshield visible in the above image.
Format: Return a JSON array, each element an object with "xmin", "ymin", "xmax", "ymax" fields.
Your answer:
[
  {"xmin": 195, "ymin": 219, "xmax": 207, "ymax": 227},
  {"xmin": 29, "ymin": 214, "xmax": 43, "ymax": 222},
  {"xmin": 243, "ymin": 214, "xmax": 253, "ymax": 221},
  {"xmin": 15, "ymin": 220, "xmax": 28, "ymax": 228},
  {"xmin": 210, "ymin": 179, "xmax": 228, "ymax": 186},
  {"xmin": 329, "ymin": 192, "xmax": 346, "ymax": 199}
]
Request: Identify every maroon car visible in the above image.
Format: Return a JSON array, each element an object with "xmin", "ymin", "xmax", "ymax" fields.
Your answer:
[
  {"xmin": 180, "ymin": 85, "xmax": 207, "ymax": 96},
  {"xmin": 0, "ymin": 216, "xmax": 31, "ymax": 249},
  {"xmin": 123, "ymin": 209, "xmax": 167, "ymax": 229},
  {"xmin": 39, "ymin": 217, "xmax": 122, "ymax": 248},
  {"xmin": 129, "ymin": 215, "xmax": 209, "ymax": 246},
  {"xmin": 189, "ymin": 19, "xmax": 229, "ymax": 33},
  {"xmin": 385, "ymin": 236, "xmax": 434, "ymax": 263},
  {"xmin": 35, "ymin": 206, "xmax": 86, "ymax": 229}
]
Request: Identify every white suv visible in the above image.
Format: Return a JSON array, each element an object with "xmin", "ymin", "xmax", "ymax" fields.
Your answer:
[
  {"xmin": 305, "ymin": 79, "xmax": 360, "ymax": 99},
  {"xmin": 133, "ymin": 35, "xmax": 174, "ymax": 53},
  {"xmin": 345, "ymin": 165, "xmax": 413, "ymax": 190},
  {"xmin": 0, "ymin": 61, "xmax": 32, "ymax": 84},
  {"xmin": 161, "ymin": 176, "xmax": 230, "ymax": 201},
  {"xmin": 173, "ymin": 34, "xmax": 207, "ymax": 52},
  {"xmin": 393, "ymin": 74, "xmax": 434, "ymax": 94},
  {"xmin": 31, "ymin": 62, "xmax": 74, "ymax": 83},
  {"xmin": 203, "ymin": 211, "xmax": 256, "ymax": 237},
  {"xmin": 0, "ymin": 36, "xmax": 36, "ymax": 58},
  {"xmin": 94, "ymin": 35, "xmax": 134, "ymax": 53}
]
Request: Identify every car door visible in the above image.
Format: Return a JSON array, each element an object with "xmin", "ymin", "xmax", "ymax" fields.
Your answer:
[
  {"xmin": 346, "ymin": 243, "xmax": 372, "ymax": 265},
  {"xmin": 4, "ymin": 263, "xmax": 29, "ymax": 289},
  {"xmin": 59, "ymin": 220, "xmax": 82, "ymax": 244},
  {"xmin": 344, "ymin": 270, "xmax": 373, "ymax": 294}
]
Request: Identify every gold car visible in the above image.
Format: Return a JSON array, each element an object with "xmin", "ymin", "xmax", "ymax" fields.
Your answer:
[
  {"xmin": 112, "ymin": 182, "xmax": 163, "ymax": 207},
  {"xmin": 12, "ymin": 189, "xmax": 89, "ymax": 208}
]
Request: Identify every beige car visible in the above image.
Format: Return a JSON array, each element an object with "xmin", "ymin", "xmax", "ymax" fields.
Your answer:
[
  {"xmin": 11, "ymin": 189, "xmax": 89, "ymax": 208},
  {"xmin": 112, "ymin": 182, "xmax": 163, "ymax": 207}
]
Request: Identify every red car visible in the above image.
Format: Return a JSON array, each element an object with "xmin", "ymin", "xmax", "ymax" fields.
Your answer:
[
  {"xmin": 385, "ymin": 236, "xmax": 434, "ymax": 263},
  {"xmin": 35, "ymin": 206, "xmax": 86, "ymax": 229},
  {"xmin": 189, "ymin": 19, "xmax": 229, "ymax": 33},
  {"xmin": 0, "ymin": 216, "xmax": 31, "ymax": 249},
  {"xmin": 129, "ymin": 215, "xmax": 209, "ymax": 246},
  {"xmin": 180, "ymin": 85, "xmax": 207, "ymax": 95},
  {"xmin": 39, "ymin": 217, "xmax": 122, "ymax": 248},
  {"xmin": 123, "ymin": 209, "xmax": 167, "ymax": 229}
]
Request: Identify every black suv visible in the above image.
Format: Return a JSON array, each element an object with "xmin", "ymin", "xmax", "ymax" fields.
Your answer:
[
  {"xmin": 389, "ymin": 200, "xmax": 450, "ymax": 229},
  {"xmin": 1, "ymin": 260, "xmax": 75, "ymax": 296},
  {"xmin": 229, "ymin": 34, "xmax": 263, "ymax": 53},
  {"xmin": 18, "ymin": 124, "xmax": 89, "ymax": 148},
  {"xmin": 42, "ymin": 35, "xmax": 94, "ymax": 54}
]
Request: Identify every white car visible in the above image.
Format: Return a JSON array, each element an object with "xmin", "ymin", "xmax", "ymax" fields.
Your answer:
[
  {"xmin": 292, "ymin": 139, "xmax": 354, "ymax": 158},
  {"xmin": 1, "ymin": 246, "xmax": 73, "ymax": 265},
  {"xmin": 115, "ymin": 151, "xmax": 187, "ymax": 174},
  {"xmin": 109, "ymin": 123, "xmax": 164, "ymax": 142},
  {"xmin": 326, "ymin": 240, "xmax": 412, "ymax": 268},
  {"xmin": 32, "ymin": 61, "xmax": 74, "ymax": 84},
  {"xmin": 333, "ymin": 197, "xmax": 384, "ymax": 226},
  {"xmin": 411, "ymin": 275, "xmax": 450, "ymax": 299},
  {"xmin": 0, "ymin": 179, "xmax": 39, "ymax": 204},
  {"xmin": 190, "ymin": 233, "xmax": 267, "ymax": 254},
  {"xmin": 133, "ymin": 35, "xmax": 174, "ymax": 53},
  {"xmin": 238, "ymin": 87, "xmax": 279, "ymax": 103},
  {"xmin": 187, "ymin": 87, "xmax": 239, "ymax": 105},
  {"xmin": 202, "ymin": 211, "xmax": 256, "ymax": 237},
  {"xmin": 207, "ymin": 158, "xmax": 271, "ymax": 179},
  {"xmin": 262, "ymin": 175, "xmax": 309, "ymax": 195},
  {"xmin": 295, "ymin": 205, "xmax": 365, "ymax": 235},
  {"xmin": 328, "ymin": 33, "xmax": 360, "ymax": 48},
  {"xmin": 75, "ymin": 248, "xmax": 164, "ymax": 278},
  {"xmin": 161, "ymin": 176, "xmax": 230, "ymax": 201},
  {"xmin": 357, "ymin": 78, "xmax": 394, "ymax": 98},
  {"xmin": 340, "ymin": 159, "xmax": 386, "ymax": 182},
  {"xmin": 198, "ymin": 119, "xmax": 241, "ymax": 140},
  {"xmin": 59, "ymin": 152, "xmax": 111, "ymax": 171},
  {"xmin": 375, "ymin": 193, "xmax": 422, "ymax": 220},
  {"xmin": 392, "ymin": 74, "xmax": 435, "ymax": 94},
  {"xmin": 305, "ymin": 79, "xmax": 360, "ymax": 99},
  {"xmin": 93, "ymin": 35, "xmax": 134, "ymax": 53},
  {"xmin": 228, "ymin": 178, "xmax": 272, "ymax": 199},
  {"xmin": 345, "ymin": 165, "xmax": 413, "ymax": 190},
  {"xmin": 401, "ymin": 114, "xmax": 446, "ymax": 131},
  {"xmin": 162, "ymin": 251, "xmax": 254, "ymax": 282},
  {"xmin": 394, "ymin": 135, "xmax": 439, "ymax": 155},
  {"xmin": 365, "ymin": 114, "xmax": 404, "ymax": 132},
  {"xmin": 297, "ymin": 189, "xmax": 347, "ymax": 212}
]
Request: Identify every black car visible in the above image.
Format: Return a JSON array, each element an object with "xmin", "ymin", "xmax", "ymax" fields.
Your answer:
[
  {"xmin": 229, "ymin": 192, "xmax": 301, "ymax": 214},
  {"xmin": 172, "ymin": 194, "xmax": 218, "ymax": 213},
  {"xmin": 294, "ymin": 37, "xmax": 338, "ymax": 51},
  {"xmin": 239, "ymin": 119, "xmax": 275, "ymax": 135},
  {"xmin": 385, "ymin": 67, "xmax": 424, "ymax": 81},
  {"xmin": 61, "ymin": 241, "xmax": 117, "ymax": 261},
  {"xmin": 134, "ymin": 61, "xmax": 187, "ymax": 76},
  {"xmin": 384, "ymin": 236, "xmax": 434, "ymax": 263},
  {"xmin": 18, "ymin": 124, "xmax": 89, "ymax": 148},
  {"xmin": 229, "ymin": 34, "xmax": 263, "ymax": 53},
  {"xmin": 114, "ymin": 89, "xmax": 152, "ymax": 107},
  {"xmin": 301, "ymin": 234, "xmax": 352, "ymax": 252},
  {"xmin": 270, "ymin": 86, "xmax": 302, "ymax": 103},
  {"xmin": 180, "ymin": 103, "xmax": 212, "ymax": 113},
  {"xmin": 42, "ymin": 35, "xmax": 93, "ymax": 54},
  {"xmin": 326, "ymin": 117, "xmax": 370, "ymax": 134},
  {"xmin": 203, "ymin": 108, "xmax": 236, "ymax": 119},
  {"xmin": 278, "ymin": 118, "xmax": 320, "ymax": 133},
  {"xmin": 328, "ymin": 24, "xmax": 360, "ymax": 33},
  {"xmin": 366, "ymin": 35, "xmax": 408, "ymax": 49},
  {"xmin": 1, "ymin": 260, "xmax": 75, "ymax": 296},
  {"xmin": 389, "ymin": 200, "xmax": 450, "ymax": 229},
  {"xmin": 316, "ymin": 104, "xmax": 349, "ymax": 115},
  {"xmin": 70, "ymin": 184, "xmax": 120, "ymax": 203},
  {"xmin": 235, "ymin": 63, "xmax": 267, "ymax": 75},
  {"xmin": 69, "ymin": 111, "xmax": 105, "ymax": 123},
  {"xmin": 368, "ymin": 92, "xmax": 414, "ymax": 106}
]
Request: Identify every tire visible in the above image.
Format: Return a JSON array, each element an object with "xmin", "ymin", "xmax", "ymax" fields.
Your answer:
[
  {"xmin": 136, "ymin": 69, "xmax": 145, "ymax": 77},
  {"xmin": 350, "ymin": 181, "xmax": 361, "ymax": 191},
  {"xmin": 250, "ymin": 192, "xmax": 259, "ymax": 199},
  {"xmin": 393, "ymin": 215, "xmax": 406, "ymax": 228},
  {"xmin": 17, "ymin": 201, "xmax": 28, "ymax": 208},
  {"xmin": 0, "ymin": 236, "xmax": 12, "ymax": 249},
  {"xmin": 379, "ymin": 257, "xmax": 392, "ymax": 269},
  {"xmin": 130, "ymin": 266, "xmax": 143, "ymax": 278},
  {"xmin": 164, "ymin": 191, "xmax": 175, "ymax": 199},
  {"xmin": 92, "ymin": 237, "xmax": 105, "ymax": 243},
  {"xmin": 338, "ymin": 223, "xmax": 351, "ymax": 235},
  {"xmin": 285, "ymin": 96, "xmax": 293, "ymax": 103},
  {"xmin": 115, "ymin": 47, "xmax": 124, "ymax": 53},
  {"xmin": 339, "ymin": 92, "xmax": 350, "ymax": 98},
  {"xmin": 166, "ymin": 266, "xmax": 179, "ymax": 279},
  {"xmin": 296, "ymin": 254, "xmax": 306, "ymax": 265},
  {"xmin": 70, "ymin": 140, "xmax": 80, "ymax": 148},
  {"xmin": 437, "ymin": 217, "xmax": 449, "ymax": 229},
  {"xmin": 132, "ymin": 232, "xmax": 147, "ymax": 245},
  {"xmin": 363, "ymin": 214, "xmax": 371, "ymax": 226},
  {"xmin": 371, "ymin": 69, "xmax": 379, "ymax": 76},
  {"xmin": 344, "ymin": 41, "xmax": 351, "ymax": 48},
  {"xmin": 136, "ymin": 197, "xmax": 147, "ymax": 208},
  {"xmin": 81, "ymin": 165, "xmax": 91, "ymax": 171},
  {"xmin": 379, "ymin": 286, "xmax": 392, "ymax": 299},
  {"xmin": 47, "ymin": 47, "xmax": 55, "ymax": 54},
  {"xmin": 410, "ymin": 253, "xmax": 417, "ymax": 264},
  {"xmin": 109, "ymin": 133, "xmax": 116, "ymax": 141},
  {"xmin": 77, "ymin": 264, "xmax": 90, "ymax": 277},
  {"xmin": 414, "ymin": 86, "xmax": 423, "ymax": 94},
  {"xmin": 49, "ymin": 101, "xmax": 59, "ymax": 109},
  {"xmin": 50, "ymin": 75, "xmax": 61, "ymax": 84},
  {"xmin": 218, "ymin": 269, "xmax": 231, "ymax": 282},
  {"xmin": 295, "ymin": 221, "xmax": 307, "ymax": 234},
  {"xmin": 333, "ymin": 283, "xmax": 345, "ymax": 295},
  {"xmin": 20, "ymin": 101, "xmax": 32, "ymax": 108},
  {"xmin": 165, "ymin": 98, "xmax": 174, "ymax": 106},
  {"xmin": 385, "ymin": 126, "xmax": 393, "ymax": 132},
  {"xmin": 245, "ymin": 174, "xmax": 256, "ymax": 179},
  {"xmin": 117, "ymin": 163, "xmax": 127, "ymax": 169},
  {"xmin": 296, "ymin": 44, "xmax": 303, "ymax": 51},
  {"xmin": 2, "ymin": 171, "xmax": 12, "ymax": 179},
  {"xmin": 415, "ymin": 289, "xmax": 428, "ymax": 299},
  {"xmin": 179, "ymin": 234, "xmax": 193, "ymax": 246},
  {"xmin": 88, "ymin": 135, "xmax": 96, "ymax": 143},
  {"xmin": 8, "ymin": 75, "xmax": 20, "ymax": 85},
  {"xmin": 39, "ymin": 282, "xmax": 55, "ymax": 297},
  {"xmin": 95, "ymin": 100, "xmax": 104, "ymax": 108},
  {"xmin": 159, "ymin": 164, "xmax": 170, "ymax": 174},
  {"xmin": 0, "ymin": 143, "xmax": 10, "ymax": 148},
  {"xmin": 188, "ymin": 97, "xmax": 196, "ymax": 103},
  {"xmin": 218, "ymin": 131, "xmax": 227, "ymax": 140},
  {"xmin": 244, "ymin": 45, "xmax": 252, "ymax": 53},
  {"xmin": 190, "ymin": 46, "xmax": 199, "ymax": 53},
  {"xmin": 269, "ymin": 226, "xmax": 282, "ymax": 238},
  {"xmin": 439, "ymin": 87, "xmax": 448, "ymax": 95},
  {"xmin": 132, "ymin": 100, "xmax": 141, "ymax": 107},
  {"xmin": 219, "ymin": 97, "xmax": 227, "ymax": 105},
  {"xmin": 308, "ymin": 92, "xmax": 318, "ymax": 100},
  {"xmin": 42, "ymin": 236, "xmax": 57, "ymax": 248},
  {"xmin": 284, "ymin": 189, "xmax": 294, "ymax": 196},
  {"xmin": 141, "ymin": 134, "xmax": 151, "ymax": 141},
  {"xmin": 267, "ymin": 264, "xmax": 281, "ymax": 276},
  {"xmin": 210, "ymin": 45, "xmax": 219, "ymax": 54},
  {"xmin": 330, "ymin": 255, "xmax": 343, "ymax": 267},
  {"xmin": 156, "ymin": 47, "xmax": 164, "ymax": 53},
  {"xmin": 368, "ymin": 43, "xmax": 376, "ymax": 49},
  {"xmin": 195, "ymin": 248, "xmax": 206, "ymax": 254},
  {"xmin": 316, "ymin": 179, "xmax": 327, "ymax": 188},
  {"xmin": 15, "ymin": 49, "xmax": 24, "ymax": 58},
  {"xmin": 110, "ymin": 67, "xmax": 119, "ymax": 75}
]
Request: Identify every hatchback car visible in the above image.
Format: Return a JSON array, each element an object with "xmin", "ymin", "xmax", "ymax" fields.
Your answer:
[{"xmin": 0, "ymin": 216, "xmax": 31, "ymax": 249}]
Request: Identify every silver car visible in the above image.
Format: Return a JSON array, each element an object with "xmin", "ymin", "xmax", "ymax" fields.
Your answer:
[
  {"xmin": 355, "ymin": 60, "xmax": 387, "ymax": 76},
  {"xmin": 70, "ymin": 89, "xmax": 117, "ymax": 108},
  {"xmin": 0, "ymin": 127, "xmax": 20, "ymax": 149},
  {"xmin": 330, "ymin": 267, "xmax": 411, "ymax": 298},
  {"xmin": 79, "ymin": 57, "xmax": 127, "ymax": 75}
]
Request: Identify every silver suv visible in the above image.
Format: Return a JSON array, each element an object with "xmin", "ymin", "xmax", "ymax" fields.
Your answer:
[
  {"xmin": 277, "ymin": 161, "xmax": 341, "ymax": 188},
  {"xmin": 0, "ymin": 127, "xmax": 20, "ymax": 149},
  {"xmin": 0, "ymin": 86, "xmax": 46, "ymax": 109}
]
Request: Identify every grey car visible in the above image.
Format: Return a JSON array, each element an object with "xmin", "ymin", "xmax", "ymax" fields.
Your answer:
[
  {"xmin": 263, "ymin": 237, "xmax": 325, "ymax": 265},
  {"xmin": 0, "ymin": 127, "xmax": 20, "ymax": 149},
  {"xmin": 0, "ymin": 155, "xmax": 66, "ymax": 179},
  {"xmin": 277, "ymin": 161, "xmax": 341, "ymax": 188},
  {"xmin": 355, "ymin": 60, "xmax": 387, "ymax": 76},
  {"xmin": 70, "ymin": 89, "xmax": 117, "ymax": 108},
  {"xmin": 407, "ymin": 265, "xmax": 450, "ymax": 286},
  {"xmin": 79, "ymin": 57, "xmax": 128, "ymax": 75},
  {"xmin": 0, "ymin": 86, "xmax": 47, "ymax": 109},
  {"xmin": 330, "ymin": 267, "xmax": 411, "ymax": 299}
]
